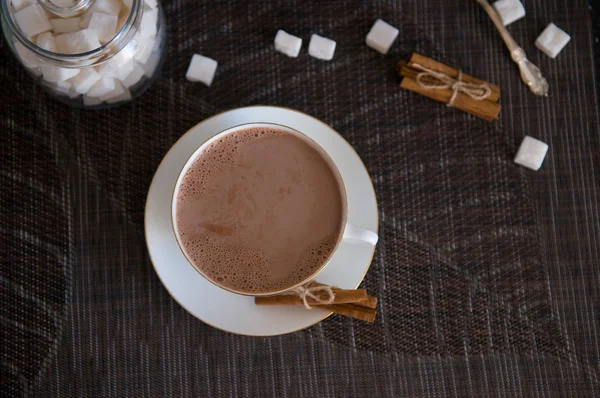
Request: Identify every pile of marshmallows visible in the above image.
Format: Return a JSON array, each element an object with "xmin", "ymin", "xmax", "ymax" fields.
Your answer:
[
  {"xmin": 493, "ymin": 0, "xmax": 572, "ymax": 171},
  {"xmin": 185, "ymin": 19, "xmax": 399, "ymax": 86},
  {"xmin": 10, "ymin": 0, "xmax": 161, "ymax": 106}
]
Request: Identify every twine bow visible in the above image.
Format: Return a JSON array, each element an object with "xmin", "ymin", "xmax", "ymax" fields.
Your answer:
[
  {"xmin": 290, "ymin": 283, "xmax": 336, "ymax": 309},
  {"xmin": 412, "ymin": 63, "xmax": 492, "ymax": 107}
]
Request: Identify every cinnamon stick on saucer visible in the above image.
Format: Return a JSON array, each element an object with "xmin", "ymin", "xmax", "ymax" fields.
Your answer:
[
  {"xmin": 254, "ymin": 282, "xmax": 378, "ymax": 323},
  {"xmin": 314, "ymin": 304, "xmax": 377, "ymax": 324},
  {"xmin": 254, "ymin": 289, "xmax": 368, "ymax": 306}
]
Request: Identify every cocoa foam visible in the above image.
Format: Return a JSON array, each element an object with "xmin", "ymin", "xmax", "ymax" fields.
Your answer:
[{"xmin": 175, "ymin": 127, "xmax": 344, "ymax": 294}]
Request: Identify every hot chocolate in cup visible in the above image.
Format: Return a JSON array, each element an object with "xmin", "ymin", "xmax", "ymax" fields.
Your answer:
[{"xmin": 172, "ymin": 122, "xmax": 378, "ymax": 296}]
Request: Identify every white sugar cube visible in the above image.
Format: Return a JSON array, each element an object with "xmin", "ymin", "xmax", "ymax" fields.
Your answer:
[
  {"xmin": 514, "ymin": 136, "xmax": 548, "ymax": 170},
  {"xmin": 366, "ymin": 19, "xmax": 399, "ymax": 55},
  {"xmin": 88, "ymin": 12, "xmax": 118, "ymax": 43},
  {"xmin": 79, "ymin": 6, "xmax": 94, "ymax": 28},
  {"xmin": 87, "ymin": 77, "xmax": 116, "ymax": 97},
  {"xmin": 83, "ymin": 94, "xmax": 102, "ymax": 106},
  {"xmin": 54, "ymin": 80, "xmax": 71, "ymax": 95},
  {"xmin": 139, "ymin": 6, "xmax": 158, "ymax": 37},
  {"xmin": 101, "ymin": 80, "xmax": 131, "ymax": 103},
  {"xmin": 50, "ymin": 17, "xmax": 81, "ymax": 34},
  {"xmin": 493, "ymin": 0, "xmax": 525, "ymax": 26},
  {"xmin": 11, "ymin": 0, "xmax": 34, "ymax": 12},
  {"xmin": 13, "ymin": 4, "xmax": 52, "ymax": 38},
  {"xmin": 142, "ymin": 50, "xmax": 160, "ymax": 77},
  {"xmin": 13, "ymin": 41, "xmax": 40, "ymax": 69},
  {"xmin": 535, "ymin": 23, "xmax": 571, "ymax": 59},
  {"xmin": 55, "ymin": 29, "xmax": 101, "ymax": 54},
  {"xmin": 114, "ymin": 59, "xmax": 134, "ymax": 80},
  {"xmin": 51, "ymin": 0, "xmax": 76, "ymax": 7},
  {"xmin": 95, "ymin": 0, "xmax": 121, "ymax": 16},
  {"xmin": 308, "ymin": 34, "xmax": 336, "ymax": 61},
  {"xmin": 36, "ymin": 32, "xmax": 57, "ymax": 52},
  {"xmin": 68, "ymin": 86, "xmax": 81, "ymax": 99},
  {"xmin": 108, "ymin": 43, "xmax": 135, "ymax": 68},
  {"xmin": 186, "ymin": 54, "xmax": 217, "ymax": 86},
  {"xmin": 133, "ymin": 33, "xmax": 155, "ymax": 63},
  {"xmin": 274, "ymin": 30, "xmax": 302, "ymax": 58},
  {"xmin": 95, "ymin": 61, "xmax": 115, "ymax": 77},
  {"xmin": 41, "ymin": 65, "xmax": 80, "ymax": 82},
  {"xmin": 70, "ymin": 67, "xmax": 101, "ymax": 94},
  {"xmin": 117, "ymin": 14, "xmax": 128, "ymax": 32},
  {"xmin": 121, "ymin": 62, "xmax": 145, "ymax": 88}
]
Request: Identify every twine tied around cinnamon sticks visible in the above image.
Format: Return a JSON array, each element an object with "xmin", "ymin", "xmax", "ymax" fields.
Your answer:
[
  {"xmin": 290, "ymin": 283, "xmax": 335, "ymax": 309},
  {"xmin": 411, "ymin": 63, "xmax": 492, "ymax": 107},
  {"xmin": 398, "ymin": 53, "xmax": 501, "ymax": 121},
  {"xmin": 255, "ymin": 281, "xmax": 378, "ymax": 323}
]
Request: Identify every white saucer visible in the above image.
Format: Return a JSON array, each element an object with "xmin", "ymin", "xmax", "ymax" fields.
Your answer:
[{"xmin": 144, "ymin": 106, "xmax": 378, "ymax": 336}]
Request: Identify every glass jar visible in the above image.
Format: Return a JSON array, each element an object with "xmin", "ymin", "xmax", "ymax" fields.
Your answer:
[{"xmin": 0, "ymin": 0, "xmax": 166, "ymax": 108}]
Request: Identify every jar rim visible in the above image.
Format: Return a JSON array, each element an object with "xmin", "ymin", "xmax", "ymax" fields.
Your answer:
[{"xmin": 1, "ymin": 0, "xmax": 144, "ymax": 67}]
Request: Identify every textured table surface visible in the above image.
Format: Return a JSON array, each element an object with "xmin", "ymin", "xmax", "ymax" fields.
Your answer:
[{"xmin": 1, "ymin": 1, "xmax": 599, "ymax": 397}]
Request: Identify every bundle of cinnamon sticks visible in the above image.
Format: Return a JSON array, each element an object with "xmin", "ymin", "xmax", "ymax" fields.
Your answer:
[
  {"xmin": 398, "ymin": 53, "xmax": 501, "ymax": 121},
  {"xmin": 255, "ymin": 282, "xmax": 377, "ymax": 323}
]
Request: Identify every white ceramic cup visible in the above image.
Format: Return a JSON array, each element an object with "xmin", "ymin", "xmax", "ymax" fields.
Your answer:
[{"xmin": 171, "ymin": 122, "xmax": 378, "ymax": 296}]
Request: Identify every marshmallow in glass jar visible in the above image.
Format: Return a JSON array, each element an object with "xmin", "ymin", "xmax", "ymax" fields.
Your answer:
[{"xmin": 1, "ymin": 0, "xmax": 166, "ymax": 108}]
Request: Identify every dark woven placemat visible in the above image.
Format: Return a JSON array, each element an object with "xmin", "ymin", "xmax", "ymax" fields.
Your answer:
[{"xmin": 1, "ymin": 0, "xmax": 599, "ymax": 397}]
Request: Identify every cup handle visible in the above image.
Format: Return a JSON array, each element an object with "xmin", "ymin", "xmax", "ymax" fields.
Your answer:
[{"xmin": 342, "ymin": 223, "xmax": 378, "ymax": 246}]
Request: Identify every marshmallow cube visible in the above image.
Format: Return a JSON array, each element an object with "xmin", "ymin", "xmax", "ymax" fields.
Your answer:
[
  {"xmin": 55, "ymin": 29, "xmax": 101, "ymax": 54},
  {"xmin": 139, "ymin": 6, "xmax": 158, "ymax": 37},
  {"xmin": 70, "ymin": 67, "xmax": 102, "ymax": 94},
  {"xmin": 308, "ymin": 34, "xmax": 336, "ymax": 61},
  {"xmin": 36, "ymin": 32, "xmax": 57, "ymax": 52},
  {"xmin": 13, "ymin": 41, "xmax": 40, "ymax": 69},
  {"xmin": 41, "ymin": 65, "xmax": 80, "ymax": 82},
  {"xmin": 493, "ymin": 0, "xmax": 525, "ymax": 26},
  {"xmin": 50, "ymin": 17, "xmax": 81, "ymax": 34},
  {"xmin": 11, "ymin": 0, "xmax": 34, "ymax": 12},
  {"xmin": 274, "ymin": 30, "xmax": 302, "ymax": 58},
  {"xmin": 13, "ymin": 4, "xmax": 52, "ymax": 38},
  {"xmin": 535, "ymin": 23, "xmax": 571, "ymax": 59},
  {"xmin": 87, "ymin": 77, "xmax": 116, "ymax": 97},
  {"xmin": 186, "ymin": 54, "xmax": 217, "ymax": 86},
  {"xmin": 121, "ymin": 63, "xmax": 145, "ymax": 88},
  {"xmin": 366, "ymin": 19, "xmax": 399, "ymax": 54},
  {"xmin": 94, "ymin": 0, "xmax": 121, "ymax": 16},
  {"xmin": 88, "ymin": 12, "xmax": 118, "ymax": 43},
  {"xmin": 514, "ymin": 136, "xmax": 548, "ymax": 171}
]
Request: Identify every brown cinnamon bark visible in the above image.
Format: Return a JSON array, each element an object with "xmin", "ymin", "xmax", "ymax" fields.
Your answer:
[
  {"xmin": 398, "ymin": 54, "xmax": 501, "ymax": 121},
  {"xmin": 314, "ymin": 304, "xmax": 377, "ymax": 323},
  {"xmin": 254, "ymin": 289, "xmax": 368, "ymax": 306}
]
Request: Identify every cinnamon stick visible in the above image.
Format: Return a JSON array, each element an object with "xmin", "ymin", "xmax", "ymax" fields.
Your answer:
[
  {"xmin": 357, "ymin": 295, "xmax": 378, "ymax": 309},
  {"xmin": 314, "ymin": 304, "xmax": 377, "ymax": 323},
  {"xmin": 398, "ymin": 54, "xmax": 501, "ymax": 121},
  {"xmin": 407, "ymin": 53, "xmax": 501, "ymax": 101},
  {"xmin": 400, "ymin": 78, "xmax": 500, "ymax": 121},
  {"xmin": 254, "ymin": 289, "xmax": 368, "ymax": 306}
]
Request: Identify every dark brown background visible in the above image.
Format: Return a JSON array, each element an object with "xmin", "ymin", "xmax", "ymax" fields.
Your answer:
[{"xmin": 1, "ymin": 0, "xmax": 599, "ymax": 397}]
